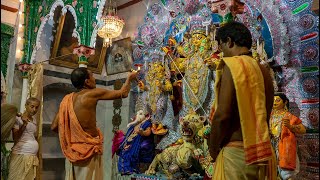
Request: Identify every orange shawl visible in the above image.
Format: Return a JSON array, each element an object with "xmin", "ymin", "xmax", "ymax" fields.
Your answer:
[
  {"xmin": 58, "ymin": 93, "xmax": 103, "ymax": 163},
  {"xmin": 214, "ymin": 56, "xmax": 272, "ymax": 164},
  {"xmin": 279, "ymin": 112, "xmax": 301, "ymax": 170}
]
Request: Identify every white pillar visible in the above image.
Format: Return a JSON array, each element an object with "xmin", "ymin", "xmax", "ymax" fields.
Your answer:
[
  {"xmin": 20, "ymin": 77, "xmax": 29, "ymax": 113},
  {"xmin": 6, "ymin": 1, "xmax": 23, "ymax": 103}
]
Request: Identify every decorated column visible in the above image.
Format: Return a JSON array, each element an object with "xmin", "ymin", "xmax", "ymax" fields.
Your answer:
[
  {"xmin": 73, "ymin": 44, "xmax": 95, "ymax": 68},
  {"xmin": 18, "ymin": 62, "xmax": 32, "ymax": 112}
]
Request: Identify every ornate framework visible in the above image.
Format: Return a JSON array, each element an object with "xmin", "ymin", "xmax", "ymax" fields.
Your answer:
[{"xmin": 23, "ymin": 0, "xmax": 106, "ymax": 68}]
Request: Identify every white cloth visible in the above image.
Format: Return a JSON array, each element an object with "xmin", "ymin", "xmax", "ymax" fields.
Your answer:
[
  {"xmin": 11, "ymin": 117, "xmax": 39, "ymax": 155},
  {"xmin": 279, "ymin": 153, "xmax": 300, "ymax": 180},
  {"xmin": 65, "ymin": 155, "xmax": 103, "ymax": 180},
  {"xmin": 8, "ymin": 153, "xmax": 39, "ymax": 180}
]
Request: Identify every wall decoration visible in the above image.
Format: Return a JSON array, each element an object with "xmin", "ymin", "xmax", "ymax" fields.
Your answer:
[
  {"xmin": 24, "ymin": 0, "xmax": 105, "ymax": 65},
  {"xmin": 112, "ymin": 79, "xmax": 123, "ymax": 132},
  {"xmin": 106, "ymin": 37, "xmax": 133, "ymax": 75},
  {"xmin": 1, "ymin": 23, "xmax": 14, "ymax": 77},
  {"xmin": 49, "ymin": 9, "xmax": 105, "ymax": 73},
  {"xmin": 49, "ymin": 9, "xmax": 80, "ymax": 68},
  {"xmin": 85, "ymin": 36, "xmax": 106, "ymax": 74}
]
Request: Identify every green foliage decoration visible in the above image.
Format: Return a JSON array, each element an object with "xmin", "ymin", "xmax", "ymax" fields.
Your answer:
[
  {"xmin": 1, "ymin": 23, "xmax": 14, "ymax": 77},
  {"xmin": 22, "ymin": 0, "xmax": 100, "ymax": 64}
]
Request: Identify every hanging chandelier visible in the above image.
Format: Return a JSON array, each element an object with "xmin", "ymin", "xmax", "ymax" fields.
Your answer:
[{"xmin": 97, "ymin": 1, "xmax": 125, "ymax": 47}]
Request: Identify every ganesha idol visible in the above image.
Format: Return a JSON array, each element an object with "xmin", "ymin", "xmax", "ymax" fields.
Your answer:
[{"xmin": 114, "ymin": 109, "xmax": 155, "ymax": 175}]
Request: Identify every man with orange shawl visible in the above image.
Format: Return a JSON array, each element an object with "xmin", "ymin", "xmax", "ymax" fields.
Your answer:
[
  {"xmin": 51, "ymin": 67, "xmax": 138, "ymax": 180},
  {"xmin": 208, "ymin": 21, "xmax": 276, "ymax": 180},
  {"xmin": 270, "ymin": 92, "xmax": 306, "ymax": 180}
]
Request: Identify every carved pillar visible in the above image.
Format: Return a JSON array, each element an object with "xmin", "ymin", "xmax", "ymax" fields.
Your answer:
[
  {"xmin": 73, "ymin": 44, "xmax": 95, "ymax": 68},
  {"xmin": 112, "ymin": 80, "xmax": 123, "ymax": 132},
  {"xmin": 18, "ymin": 63, "xmax": 31, "ymax": 112}
]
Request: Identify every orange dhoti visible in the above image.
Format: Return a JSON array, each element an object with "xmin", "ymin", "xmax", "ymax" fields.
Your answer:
[{"xmin": 58, "ymin": 93, "xmax": 104, "ymax": 179}]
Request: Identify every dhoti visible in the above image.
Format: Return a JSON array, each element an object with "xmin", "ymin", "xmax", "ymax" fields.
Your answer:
[
  {"xmin": 8, "ymin": 153, "xmax": 39, "ymax": 180},
  {"xmin": 65, "ymin": 154, "xmax": 103, "ymax": 180},
  {"xmin": 212, "ymin": 141, "xmax": 277, "ymax": 180}
]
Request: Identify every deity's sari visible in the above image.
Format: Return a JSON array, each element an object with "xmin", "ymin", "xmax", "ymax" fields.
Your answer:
[{"xmin": 117, "ymin": 119, "xmax": 154, "ymax": 174}]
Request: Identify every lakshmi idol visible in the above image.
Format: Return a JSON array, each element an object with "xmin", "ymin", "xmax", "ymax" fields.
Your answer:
[{"xmin": 270, "ymin": 92, "xmax": 306, "ymax": 180}]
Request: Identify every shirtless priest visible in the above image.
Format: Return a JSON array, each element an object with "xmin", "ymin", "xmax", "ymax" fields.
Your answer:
[{"xmin": 51, "ymin": 67, "xmax": 138, "ymax": 180}]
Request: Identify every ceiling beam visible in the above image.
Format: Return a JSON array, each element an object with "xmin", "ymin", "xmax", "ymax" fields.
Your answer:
[
  {"xmin": 117, "ymin": 0, "xmax": 142, "ymax": 11},
  {"xmin": 1, "ymin": 4, "xmax": 18, "ymax": 13}
]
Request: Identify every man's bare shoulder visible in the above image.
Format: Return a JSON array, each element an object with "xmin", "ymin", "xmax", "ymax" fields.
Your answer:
[
  {"xmin": 257, "ymin": 63, "xmax": 274, "ymax": 111},
  {"xmin": 73, "ymin": 90, "xmax": 98, "ymax": 104},
  {"xmin": 222, "ymin": 64, "xmax": 231, "ymax": 76},
  {"xmin": 78, "ymin": 87, "xmax": 120, "ymax": 102},
  {"xmin": 258, "ymin": 64, "xmax": 273, "ymax": 84},
  {"xmin": 221, "ymin": 63, "xmax": 234, "ymax": 84},
  {"xmin": 79, "ymin": 88, "xmax": 109, "ymax": 97}
]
